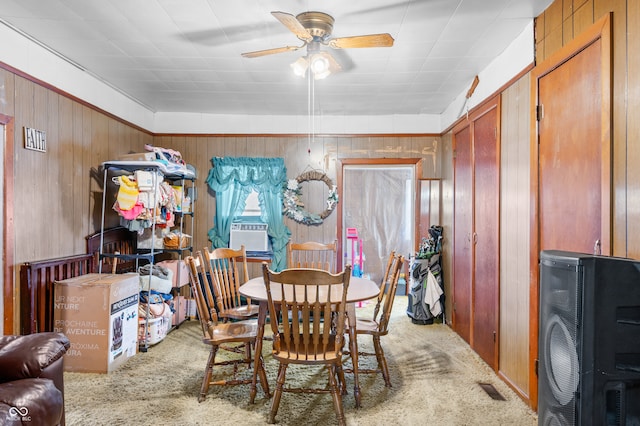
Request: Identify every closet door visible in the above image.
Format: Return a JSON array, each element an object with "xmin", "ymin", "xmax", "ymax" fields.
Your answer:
[
  {"xmin": 472, "ymin": 104, "xmax": 500, "ymax": 369},
  {"xmin": 453, "ymin": 125, "xmax": 472, "ymax": 344},
  {"xmin": 452, "ymin": 96, "xmax": 500, "ymax": 370}
]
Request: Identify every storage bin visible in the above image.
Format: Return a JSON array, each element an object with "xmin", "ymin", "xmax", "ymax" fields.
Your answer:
[
  {"xmin": 163, "ymin": 231, "xmax": 191, "ymax": 249},
  {"xmin": 137, "ymin": 227, "xmax": 168, "ymax": 249},
  {"xmin": 171, "ymin": 295, "xmax": 190, "ymax": 326},
  {"xmin": 138, "ymin": 316, "xmax": 170, "ymax": 345},
  {"xmin": 156, "ymin": 259, "xmax": 190, "ymax": 287}
]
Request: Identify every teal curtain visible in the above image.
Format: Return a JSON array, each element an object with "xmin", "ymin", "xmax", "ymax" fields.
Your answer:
[{"xmin": 206, "ymin": 157, "xmax": 290, "ymax": 271}]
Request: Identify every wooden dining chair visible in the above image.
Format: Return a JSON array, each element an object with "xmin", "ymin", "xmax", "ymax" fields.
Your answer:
[
  {"xmin": 262, "ymin": 263, "xmax": 352, "ymax": 426},
  {"xmin": 348, "ymin": 251, "xmax": 405, "ymax": 387},
  {"xmin": 287, "ymin": 240, "xmax": 338, "ymax": 272},
  {"xmin": 185, "ymin": 254, "xmax": 270, "ymax": 402},
  {"xmin": 203, "ymin": 245, "xmax": 260, "ymax": 321}
]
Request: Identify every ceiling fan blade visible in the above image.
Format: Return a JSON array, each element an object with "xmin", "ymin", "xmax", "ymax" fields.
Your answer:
[
  {"xmin": 271, "ymin": 11, "xmax": 313, "ymax": 42},
  {"xmin": 329, "ymin": 33, "xmax": 395, "ymax": 49},
  {"xmin": 241, "ymin": 45, "xmax": 303, "ymax": 58}
]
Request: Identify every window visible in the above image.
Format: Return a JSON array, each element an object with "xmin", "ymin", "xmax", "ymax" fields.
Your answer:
[{"xmin": 239, "ymin": 189, "xmax": 262, "ymax": 219}]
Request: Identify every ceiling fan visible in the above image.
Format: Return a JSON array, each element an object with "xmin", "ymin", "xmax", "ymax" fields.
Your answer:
[{"xmin": 241, "ymin": 11, "xmax": 394, "ymax": 78}]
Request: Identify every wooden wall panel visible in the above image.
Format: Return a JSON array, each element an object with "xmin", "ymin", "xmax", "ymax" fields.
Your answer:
[
  {"xmin": 546, "ymin": 23, "xmax": 564, "ymax": 59},
  {"xmin": 14, "ymin": 77, "xmax": 37, "ymax": 261},
  {"xmin": 193, "ymin": 137, "xmax": 208, "ymax": 252},
  {"xmin": 84, "ymin": 106, "xmax": 100, "ymax": 234},
  {"xmin": 440, "ymin": 132, "xmax": 454, "ymax": 324},
  {"xmin": 37, "ymin": 87, "xmax": 54, "ymax": 256},
  {"xmin": 498, "ymin": 75, "xmax": 531, "ymax": 398},
  {"xmin": 106, "ymin": 120, "xmax": 118, "ymax": 162},
  {"xmin": 157, "ymin": 134, "xmax": 440, "ymax": 279},
  {"xmin": 563, "ymin": 0, "xmax": 573, "ymax": 21},
  {"xmin": 0, "ymin": 69, "xmax": 143, "ymax": 331},
  {"xmin": 527, "ymin": 0, "xmax": 640, "ymax": 407},
  {"xmin": 91, "ymin": 111, "xmax": 112, "ymax": 230},
  {"xmin": 58, "ymin": 96, "xmax": 74, "ymax": 254},
  {"xmin": 536, "ymin": 0, "xmax": 637, "ymax": 258},
  {"xmin": 7, "ymin": 75, "xmax": 154, "ymax": 273},
  {"xmin": 626, "ymin": 1, "xmax": 640, "ymax": 256},
  {"xmin": 574, "ymin": 0, "xmax": 594, "ymax": 35},
  {"xmin": 545, "ymin": 0, "xmax": 563, "ymax": 37},
  {"xmin": 418, "ymin": 179, "xmax": 441, "ymax": 238},
  {"xmin": 563, "ymin": 14, "xmax": 574, "ymax": 43},
  {"xmin": 608, "ymin": 0, "xmax": 629, "ymax": 256},
  {"xmin": 72, "ymin": 102, "xmax": 89, "ymax": 242}
]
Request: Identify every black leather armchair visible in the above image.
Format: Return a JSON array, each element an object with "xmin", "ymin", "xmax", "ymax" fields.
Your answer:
[{"xmin": 0, "ymin": 332, "xmax": 70, "ymax": 426}]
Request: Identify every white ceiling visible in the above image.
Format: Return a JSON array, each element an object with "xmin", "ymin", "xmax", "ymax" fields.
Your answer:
[{"xmin": 0, "ymin": 0, "xmax": 552, "ymax": 117}]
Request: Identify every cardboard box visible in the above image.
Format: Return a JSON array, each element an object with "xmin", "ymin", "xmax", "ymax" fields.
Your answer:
[
  {"xmin": 118, "ymin": 152, "xmax": 156, "ymax": 161},
  {"xmin": 54, "ymin": 273, "xmax": 139, "ymax": 373}
]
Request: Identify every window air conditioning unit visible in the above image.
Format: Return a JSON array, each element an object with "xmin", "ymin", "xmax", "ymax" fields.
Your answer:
[{"xmin": 229, "ymin": 223, "xmax": 269, "ymax": 252}]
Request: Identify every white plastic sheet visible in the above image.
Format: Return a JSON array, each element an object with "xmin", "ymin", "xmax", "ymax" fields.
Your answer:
[{"xmin": 342, "ymin": 165, "xmax": 415, "ymax": 284}]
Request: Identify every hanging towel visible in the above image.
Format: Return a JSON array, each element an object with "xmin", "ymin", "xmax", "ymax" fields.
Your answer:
[
  {"xmin": 117, "ymin": 175, "xmax": 139, "ymax": 210},
  {"xmin": 423, "ymin": 269, "xmax": 443, "ymax": 317}
]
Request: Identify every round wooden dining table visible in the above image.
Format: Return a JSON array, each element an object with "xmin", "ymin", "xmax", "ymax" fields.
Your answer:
[{"xmin": 240, "ymin": 275, "xmax": 380, "ymax": 408}]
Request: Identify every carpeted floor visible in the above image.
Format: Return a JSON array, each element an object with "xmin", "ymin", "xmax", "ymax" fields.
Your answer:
[{"xmin": 64, "ymin": 296, "xmax": 538, "ymax": 425}]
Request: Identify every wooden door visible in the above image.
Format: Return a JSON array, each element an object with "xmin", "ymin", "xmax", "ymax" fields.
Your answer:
[
  {"xmin": 453, "ymin": 96, "xmax": 500, "ymax": 368},
  {"xmin": 453, "ymin": 125, "xmax": 472, "ymax": 343},
  {"xmin": 472, "ymin": 105, "xmax": 500, "ymax": 368},
  {"xmin": 538, "ymin": 39, "xmax": 607, "ymax": 254},
  {"xmin": 530, "ymin": 14, "xmax": 611, "ymax": 409}
]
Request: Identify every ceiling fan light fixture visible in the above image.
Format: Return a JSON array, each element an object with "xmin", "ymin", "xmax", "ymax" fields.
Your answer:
[
  {"xmin": 291, "ymin": 57, "xmax": 309, "ymax": 77},
  {"xmin": 310, "ymin": 54, "xmax": 329, "ymax": 74},
  {"xmin": 313, "ymin": 69, "xmax": 331, "ymax": 80},
  {"xmin": 290, "ymin": 53, "xmax": 333, "ymax": 79}
]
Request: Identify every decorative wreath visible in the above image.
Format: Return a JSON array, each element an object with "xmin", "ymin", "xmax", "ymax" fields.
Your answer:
[{"xmin": 283, "ymin": 170, "xmax": 339, "ymax": 225}]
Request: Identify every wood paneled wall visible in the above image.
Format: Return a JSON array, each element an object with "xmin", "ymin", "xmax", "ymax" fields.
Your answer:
[
  {"xmin": 0, "ymin": 71, "xmax": 153, "ymax": 266},
  {"xmin": 439, "ymin": 132, "xmax": 454, "ymax": 327},
  {"xmin": 5, "ymin": 0, "xmax": 637, "ymax": 406},
  {"xmin": 437, "ymin": 0, "xmax": 640, "ymax": 407},
  {"xmin": 0, "ymin": 68, "xmax": 153, "ymax": 331},
  {"xmin": 536, "ymin": 0, "xmax": 640, "ymax": 258},
  {"xmin": 0, "ymin": 65, "xmax": 441, "ymax": 330},
  {"xmin": 440, "ymin": 72, "xmax": 534, "ymax": 403},
  {"xmin": 154, "ymin": 134, "xmax": 441, "ymax": 278},
  {"xmin": 498, "ymin": 74, "xmax": 531, "ymax": 397}
]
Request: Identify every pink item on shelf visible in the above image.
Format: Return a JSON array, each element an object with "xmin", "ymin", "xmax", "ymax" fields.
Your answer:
[{"xmin": 114, "ymin": 201, "xmax": 145, "ymax": 220}]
